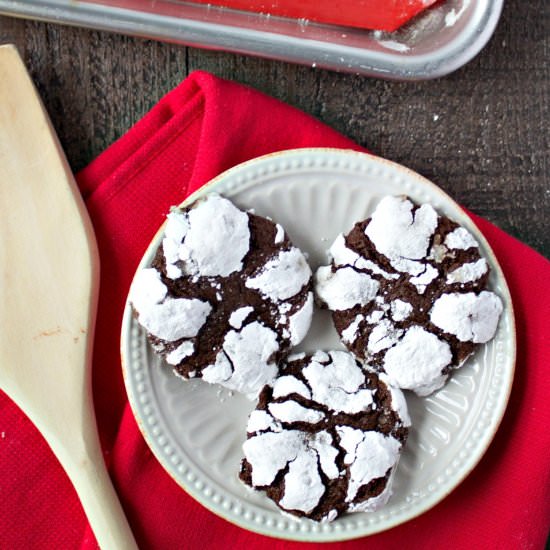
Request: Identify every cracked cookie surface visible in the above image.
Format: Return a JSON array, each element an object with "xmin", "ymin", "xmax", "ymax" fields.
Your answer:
[
  {"xmin": 315, "ymin": 195, "xmax": 503, "ymax": 396},
  {"xmin": 239, "ymin": 350, "xmax": 410, "ymax": 521},
  {"xmin": 129, "ymin": 193, "xmax": 313, "ymax": 397}
]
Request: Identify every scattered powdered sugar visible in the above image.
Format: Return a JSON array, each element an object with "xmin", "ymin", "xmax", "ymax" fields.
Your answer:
[
  {"xmin": 364, "ymin": 196, "xmax": 438, "ymax": 273},
  {"xmin": 201, "ymin": 321, "xmax": 279, "ymax": 397},
  {"xmin": 287, "ymin": 292, "xmax": 314, "ymax": 345},
  {"xmin": 272, "ymin": 375, "xmax": 311, "ymax": 400},
  {"xmin": 382, "ymin": 326, "xmax": 453, "ymax": 393},
  {"xmin": 229, "ymin": 306, "xmax": 254, "ymax": 329},
  {"xmin": 129, "ymin": 268, "xmax": 212, "ymax": 341},
  {"xmin": 315, "ymin": 266, "xmax": 379, "ymax": 311},
  {"xmin": 378, "ymin": 40, "xmax": 410, "ymax": 53},
  {"xmin": 430, "ymin": 291, "xmax": 503, "ymax": 343},
  {"xmin": 165, "ymin": 194, "xmax": 250, "ymax": 278},
  {"xmin": 445, "ymin": 0, "xmax": 471, "ymax": 27},
  {"xmin": 279, "ymin": 302, "xmax": 292, "ymax": 314},
  {"xmin": 445, "ymin": 226, "xmax": 479, "ymax": 250},
  {"xmin": 165, "ymin": 341, "xmax": 195, "ymax": 365},
  {"xmin": 336, "ymin": 427, "xmax": 401, "ymax": 503},
  {"xmin": 246, "ymin": 247, "xmax": 311, "ymax": 302},
  {"xmin": 446, "ymin": 258, "xmax": 488, "ymax": 284},
  {"xmin": 268, "ymin": 400, "xmax": 325, "ymax": 424},
  {"xmin": 390, "ymin": 300, "xmax": 413, "ymax": 322},
  {"xmin": 302, "ymin": 351, "xmax": 374, "ymax": 414}
]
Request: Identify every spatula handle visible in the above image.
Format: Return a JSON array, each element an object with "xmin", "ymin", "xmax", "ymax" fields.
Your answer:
[{"xmin": 52, "ymin": 400, "xmax": 139, "ymax": 550}]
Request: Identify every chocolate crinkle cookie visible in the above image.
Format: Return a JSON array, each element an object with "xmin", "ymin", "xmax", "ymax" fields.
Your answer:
[
  {"xmin": 129, "ymin": 193, "xmax": 313, "ymax": 398},
  {"xmin": 239, "ymin": 350, "xmax": 410, "ymax": 522},
  {"xmin": 315, "ymin": 195, "xmax": 503, "ymax": 396}
]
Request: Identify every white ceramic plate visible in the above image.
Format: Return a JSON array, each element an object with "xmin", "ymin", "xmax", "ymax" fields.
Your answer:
[{"xmin": 120, "ymin": 148, "xmax": 515, "ymax": 541}]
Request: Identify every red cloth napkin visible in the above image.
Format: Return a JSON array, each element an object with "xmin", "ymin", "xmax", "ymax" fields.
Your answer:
[{"xmin": 1, "ymin": 71, "xmax": 549, "ymax": 550}]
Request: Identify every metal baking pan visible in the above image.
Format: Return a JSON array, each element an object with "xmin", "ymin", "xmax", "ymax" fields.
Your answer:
[{"xmin": 0, "ymin": 0, "xmax": 503, "ymax": 79}]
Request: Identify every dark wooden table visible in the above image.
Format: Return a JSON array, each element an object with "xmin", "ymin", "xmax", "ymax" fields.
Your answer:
[{"xmin": 0, "ymin": 0, "xmax": 548, "ymax": 262}]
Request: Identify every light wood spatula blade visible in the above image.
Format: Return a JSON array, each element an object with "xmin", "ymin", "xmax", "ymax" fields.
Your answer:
[{"xmin": 0, "ymin": 44, "xmax": 138, "ymax": 550}]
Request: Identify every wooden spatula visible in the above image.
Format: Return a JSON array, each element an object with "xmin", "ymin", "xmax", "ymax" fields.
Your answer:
[{"xmin": 0, "ymin": 44, "xmax": 138, "ymax": 550}]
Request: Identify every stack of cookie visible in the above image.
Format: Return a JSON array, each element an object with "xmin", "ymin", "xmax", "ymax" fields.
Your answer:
[{"xmin": 129, "ymin": 193, "xmax": 502, "ymax": 522}]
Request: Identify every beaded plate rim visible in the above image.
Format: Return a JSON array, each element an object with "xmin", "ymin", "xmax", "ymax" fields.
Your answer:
[{"xmin": 120, "ymin": 148, "xmax": 516, "ymax": 541}]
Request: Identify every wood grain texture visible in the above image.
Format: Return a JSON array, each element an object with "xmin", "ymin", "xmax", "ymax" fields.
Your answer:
[
  {"xmin": 0, "ymin": 0, "xmax": 548, "ymax": 258},
  {"xmin": 0, "ymin": 44, "xmax": 137, "ymax": 550}
]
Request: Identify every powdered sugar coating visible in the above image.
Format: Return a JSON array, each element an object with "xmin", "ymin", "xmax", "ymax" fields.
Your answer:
[
  {"xmin": 268, "ymin": 400, "xmax": 325, "ymax": 424},
  {"xmin": 240, "ymin": 351, "xmax": 409, "ymax": 522},
  {"xmin": 302, "ymin": 351, "xmax": 374, "ymax": 414},
  {"xmin": 274, "ymin": 224, "xmax": 285, "ymax": 244},
  {"xmin": 315, "ymin": 195, "xmax": 503, "ymax": 396},
  {"xmin": 272, "ymin": 375, "xmax": 311, "ymax": 400},
  {"xmin": 315, "ymin": 266, "xmax": 380, "ymax": 311},
  {"xmin": 278, "ymin": 450, "xmax": 325, "ymax": 513},
  {"xmin": 364, "ymin": 196, "xmax": 438, "ymax": 271},
  {"xmin": 382, "ymin": 326, "xmax": 452, "ymax": 395},
  {"xmin": 229, "ymin": 306, "xmax": 253, "ymax": 329},
  {"xmin": 246, "ymin": 247, "xmax": 312, "ymax": 301},
  {"xmin": 202, "ymin": 322, "xmax": 279, "ymax": 397},
  {"xmin": 329, "ymin": 234, "xmax": 398, "ymax": 280},
  {"xmin": 131, "ymin": 193, "xmax": 313, "ymax": 398},
  {"xmin": 390, "ymin": 300, "xmax": 413, "ymax": 322},
  {"xmin": 430, "ymin": 291, "xmax": 503, "ymax": 343},
  {"xmin": 380, "ymin": 376, "xmax": 412, "ymax": 427},
  {"xmin": 342, "ymin": 314, "xmax": 364, "ymax": 344},
  {"xmin": 247, "ymin": 410, "xmax": 279, "ymax": 433},
  {"xmin": 409, "ymin": 264, "xmax": 438, "ymax": 293},
  {"xmin": 243, "ymin": 430, "xmax": 303, "ymax": 487},
  {"xmin": 130, "ymin": 268, "xmax": 211, "ymax": 341},
  {"xmin": 166, "ymin": 341, "xmax": 195, "ymax": 366},
  {"xmin": 336, "ymin": 428, "xmax": 401, "ymax": 503},
  {"xmin": 446, "ymin": 259, "xmax": 488, "ymax": 284},
  {"xmin": 445, "ymin": 227, "xmax": 479, "ymax": 250},
  {"xmin": 287, "ymin": 292, "xmax": 314, "ymax": 345},
  {"xmin": 164, "ymin": 194, "xmax": 250, "ymax": 278},
  {"xmin": 162, "ymin": 212, "xmax": 190, "ymax": 279},
  {"xmin": 367, "ymin": 320, "xmax": 403, "ymax": 354}
]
